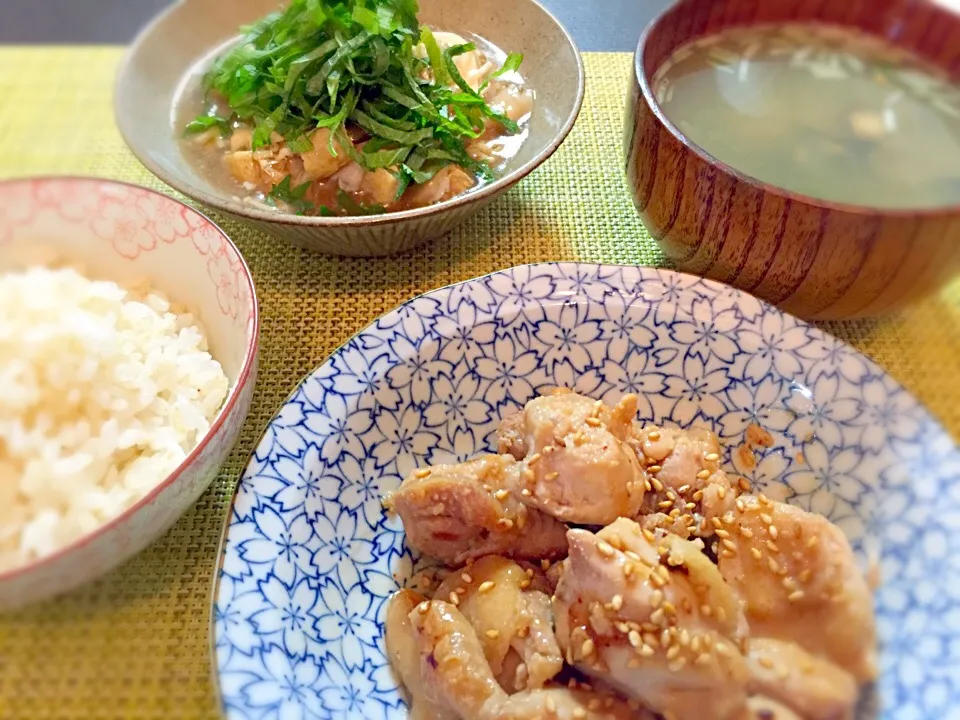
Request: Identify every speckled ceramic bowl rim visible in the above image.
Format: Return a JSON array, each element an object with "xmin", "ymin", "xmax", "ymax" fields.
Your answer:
[
  {"xmin": 633, "ymin": 4, "xmax": 960, "ymax": 219},
  {"xmin": 115, "ymin": 0, "xmax": 585, "ymax": 228},
  {"xmin": 0, "ymin": 175, "xmax": 261, "ymax": 585}
]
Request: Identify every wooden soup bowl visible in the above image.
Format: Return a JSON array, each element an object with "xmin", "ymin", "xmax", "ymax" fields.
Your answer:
[{"xmin": 624, "ymin": 0, "xmax": 960, "ymax": 320}]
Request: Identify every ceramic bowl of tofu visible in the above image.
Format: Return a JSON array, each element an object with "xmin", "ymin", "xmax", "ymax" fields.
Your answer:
[
  {"xmin": 115, "ymin": 0, "xmax": 584, "ymax": 257},
  {"xmin": 212, "ymin": 263, "xmax": 959, "ymax": 719}
]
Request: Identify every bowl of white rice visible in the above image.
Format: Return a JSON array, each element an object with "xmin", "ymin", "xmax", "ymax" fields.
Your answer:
[{"xmin": 0, "ymin": 176, "xmax": 258, "ymax": 609}]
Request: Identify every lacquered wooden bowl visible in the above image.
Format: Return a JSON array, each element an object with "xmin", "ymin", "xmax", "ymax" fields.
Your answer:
[{"xmin": 624, "ymin": 0, "xmax": 960, "ymax": 320}]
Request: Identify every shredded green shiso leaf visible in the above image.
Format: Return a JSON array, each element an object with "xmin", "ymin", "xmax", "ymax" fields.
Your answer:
[{"xmin": 193, "ymin": 0, "xmax": 524, "ymax": 190}]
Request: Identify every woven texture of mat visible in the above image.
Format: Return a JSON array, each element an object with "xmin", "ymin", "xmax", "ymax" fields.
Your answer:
[{"xmin": 0, "ymin": 47, "xmax": 959, "ymax": 720}]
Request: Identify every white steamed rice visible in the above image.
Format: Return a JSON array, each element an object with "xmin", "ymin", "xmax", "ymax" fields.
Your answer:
[{"xmin": 0, "ymin": 266, "xmax": 229, "ymax": 572}]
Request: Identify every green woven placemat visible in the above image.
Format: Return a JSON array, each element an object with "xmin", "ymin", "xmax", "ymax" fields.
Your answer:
[{"xmin": 0, "ymin": 47, "xmax": 959, "ymax": 720}]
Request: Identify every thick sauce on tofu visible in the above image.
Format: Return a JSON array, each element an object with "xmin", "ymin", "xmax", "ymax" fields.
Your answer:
[{"xmin": 175, "ymin": 31, "xmax": 533, "ymax": 216}]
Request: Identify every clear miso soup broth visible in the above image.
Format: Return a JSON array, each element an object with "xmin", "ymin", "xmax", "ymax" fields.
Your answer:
[{"xmin": 653, "ymin": 24, "xmax": 960, "ymax": 209}]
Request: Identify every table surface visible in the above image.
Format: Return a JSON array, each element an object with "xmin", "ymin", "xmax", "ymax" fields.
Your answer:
[
  {"xmin": 1, "ymin": 33, "xmax": 960, "ymax": 720},
  {"xmin": 0, "ymin": 0, "xmax": 664, "ymax": 51}
]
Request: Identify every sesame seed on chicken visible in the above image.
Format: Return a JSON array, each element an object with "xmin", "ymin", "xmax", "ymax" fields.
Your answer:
[
  {"xmin": 629, "ymin": 424, "xmax": 741, "ymax": 538},
  {"xmin": 386, "ymin": 454, "xmax": 569, "ymax": 566},
  {"xmin": 745, "ymin": 638, "xmax": 859, "ymax": 720},
  {"xmin": 408, "ymin": 599, "xmax": 648, "ymax": 720},
  {"xmin": 385, "ymin": 391, "xmax": 878, "ymax": 720},
  {"xmin": 716, "ymin": 495, "xmax": 877, "ymax": 682},
  {"xmin": 384, "ymin": 589, "xmax": 459, "ymax": 720},
  {"xmin": 496, "ymin": 391, "xmax": 647, "ymax": 526},
  {"xmin": 552, "ymin": 517, "xmax": 752, "ymax": 720},
  {"xmin": 433, "ymin": 556, "xmax": 564, "ymax": 692}
]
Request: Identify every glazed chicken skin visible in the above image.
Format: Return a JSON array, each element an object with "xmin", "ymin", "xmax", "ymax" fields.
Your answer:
[
  {"xmin": 552, "ymin": 517, "xmax": 751, "ymax": 720},
  {"xmin": 745, "ymin": 638, "xmax": 858, "ymax": 720},
  {"xmin": 630, "ymin": 425, "xmax": 741, "ymax": 538},
  {"xmin": 408, "ymin": 598, "xmax": 503, "ymax": 717},
  {"xmin": 385, "ymin": 454, "xmax": 569, "ymax": 565},
  {"xmin": 385, "ymin": 589, "xmax": 459, "ymax": 720},
  {"xmin": 384, "ymin": 390, "xmax": 877, "ymax": 720},
  {"xmin": 497, "ymin": 391, "xmax": 647, "ymax": 525},
  {"xmin": 407, "ymin": 597, "xmax": 645, "ymax": 720},
  {"xmin": 716, "ymin": 495, "xmax": 877, "ymax": 682},
  {"xmin": 748, "ymin": 696, "xmax": 804, "ymax": 720},
  {"xmin": 483, "ymin": 687, "xmax": 651, "ymax": 720},
  {"xmin": 433, "ymin": 556, "xmax": 564, "ymax": 691}
]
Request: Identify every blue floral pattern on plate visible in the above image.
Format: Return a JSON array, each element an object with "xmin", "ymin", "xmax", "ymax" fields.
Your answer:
[{"xmin": 214, "ymin": 264, "xmax": 960, "ymax": 720}]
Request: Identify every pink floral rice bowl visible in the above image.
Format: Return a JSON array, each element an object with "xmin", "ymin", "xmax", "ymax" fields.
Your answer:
[{"xmin": 0, "ymin": 176, "xmax": 258, "ymax": 609}]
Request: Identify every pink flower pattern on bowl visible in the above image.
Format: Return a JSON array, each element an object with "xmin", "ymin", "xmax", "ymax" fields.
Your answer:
[
  {"xmin": 0, "ymin": 176, "xmax": 259, "ymax": 609},
  {"xmin": 35, "ymin": 178, "xmax": 103, "ymax": 221},
  {"xmin": 135, "ymin": 192, "xmax": 192, "ymax": 243},
  {"xmin": 0, "ymin": 181, "xmax": 37, "ymax": 246},
  {"xmin": 208, "ymin": 251, "xmax": 243, "ymax": 321},
  {"xmin": 93, "ymin": 195, "xmax": 158, "ymax": 258}
]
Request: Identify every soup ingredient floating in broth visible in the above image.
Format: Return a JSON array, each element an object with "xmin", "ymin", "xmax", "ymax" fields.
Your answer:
[
  {"xmin": 182, "ymin": 0, "xmax": 533, "ymax": 216},
  {"xmin": 653, "ymin": 23, "xmax": 960, "ymax": 209}
]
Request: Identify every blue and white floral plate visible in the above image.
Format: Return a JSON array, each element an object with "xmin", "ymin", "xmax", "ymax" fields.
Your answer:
[{"xmin": 213, "ymin": 264, "xmax": 960, "ymax": 720}]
